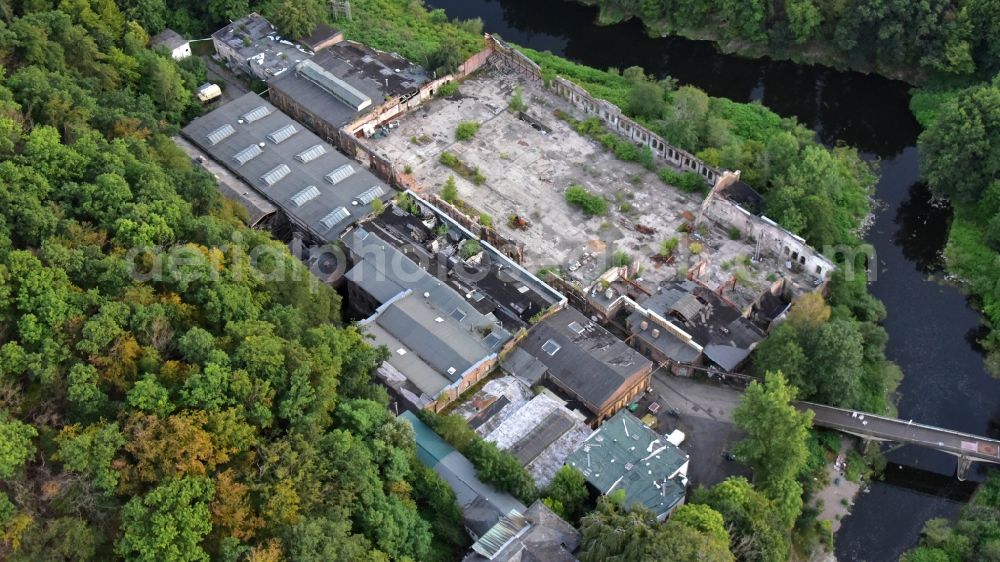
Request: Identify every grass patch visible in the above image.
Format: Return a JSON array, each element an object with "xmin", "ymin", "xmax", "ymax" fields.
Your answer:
[
  {"xmin": 455, "ymin": 121, "xmax": 480, "ymax": 141},
  {"xmin": 565, "ymin": 184, "xmax": 608, "ymax": 216},
  {"xmin": 440, "ymin": 151, "xmax": 486, "ymax": 185}
]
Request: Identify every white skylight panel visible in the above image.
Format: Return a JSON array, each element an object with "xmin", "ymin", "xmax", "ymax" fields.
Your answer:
[
  {"xmin": 324, "ymin": 164, "xmax": 356, "ymax": 185},
  {"xmin": 241, "ymin": 105, "xmax": 272, "ymax": 123},
  {"xmin": 295, "ymin": 144, "xmax": 327, "ymax": 163},
  {"xmin": 290, "ymin": 185, "xmax": 321, "ymax": 207},
  {"xmin": 353, "ymin": 184, "xmax": 385, "ymax": 205},
  {"xmin": 232, "ymin": 144, "xmax": 263, "ymax": 166},
  {"xmin": 206, "ymin": 124, "xmax": 235, "ymax": 145},
  {"xmin": 266, "ymin": 123, "xmax": 298, "ymax": 144},
  {"xmin": 260, "ymin": 164, "xmax": 290, "ymax": 186}
]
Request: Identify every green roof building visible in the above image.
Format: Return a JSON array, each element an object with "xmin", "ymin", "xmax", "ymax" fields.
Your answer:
[{"xmin": 566, "ymin": 410, "xmax": 689, "ymax": 521}]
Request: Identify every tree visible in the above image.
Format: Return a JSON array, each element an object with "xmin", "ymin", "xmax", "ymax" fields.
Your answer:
[
  {"xmin": 628, "ymin": 80, "xmax": 665, "ymax": 121},
  {"xmin": 786, "ymin": 0, "xmax": 822, "ymax": 43},
  {"xmin": 54, "ymin": 422, "xmax": 126, "ymax": 494},
  {"xmin": 0, "ymin": 416, "xmax": 36, "ymax": 478},
  {"xmin": 919, "ymin": 79, "xmax": 1000, "ymax": 203},
  {"xmin": 116, "ymin": 476, "xmax": 215, "ymax": 562},
  {"xmin": 693, "ymin": 477, "xmax": 790, "ymax": 562},
  {"xmin": 263, "ymin": 0, "xmax": 324, "ymax": 39},
  {"xmin": 542, "ymin": 465, "xmax": 590, "ymax": 522},
  {"xmin": 441, "ymin": 175, "xmax": 458, "ymax": 203},
  {"xmin": 733, "ymin": 372, "xmax": 812, "ymax": 527}
]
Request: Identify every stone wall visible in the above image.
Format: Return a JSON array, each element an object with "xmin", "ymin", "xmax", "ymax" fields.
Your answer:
[
  {"xmin": 550, "ymin": 77, "xmax": 720, "ymax": 184},
  {"xmin": 700, "ymin": 172, "xmax": 836, "ymax": 280}
]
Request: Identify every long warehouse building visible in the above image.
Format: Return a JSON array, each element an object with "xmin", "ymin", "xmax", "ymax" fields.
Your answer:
[{"xmin": 182, "ymin": 92, "xmax": 394, "ymax": 242}]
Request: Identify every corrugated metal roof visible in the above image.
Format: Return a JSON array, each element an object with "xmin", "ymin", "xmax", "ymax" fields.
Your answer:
[
  {"xmin": 290, "ymin": 185, "xmax": 321, "ymax": 206},
  {"xmin": 471, "ymin": 510, "xmax": 529, "ymax": 559},
  {"xmin": 324, "ymin": 163, "xmax": 356, "ymax": 185},
  {"xmin": 295, "ymin": 144, "xmax": 327, "ymax": 163},
  {"xmin": 232, "ymin": 144, "xmax": 263, "ymax": 166},
  {"xmin": 241, "ymin": 105, "xmax": 272, "ymax": 123},
  {"xmin": 266, "ymin": 123, "xmax": 298, "ymax": 144},
  {"xmin": 206, "ymin": 123, "xmax": 235, "ymax": 145}
]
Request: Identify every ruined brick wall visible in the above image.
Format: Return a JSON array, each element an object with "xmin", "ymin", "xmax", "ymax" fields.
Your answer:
[
  {"xmin": 550, "ymin": 77, "xmax": 720, "ymax": 184},
  {"xmin": 485, "ymin": 33, "xmax": 542, "ymax": 81},
  {"xmin": 421, "ymin": 192, "xmax": 525, "ymax": 263}
]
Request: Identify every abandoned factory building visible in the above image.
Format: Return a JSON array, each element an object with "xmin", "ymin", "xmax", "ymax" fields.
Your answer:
[
  {"xmin": 269, "ymin": 40, "xmax": 427, "ymax": 148},
  {"xmin": 627, "ymin": 280, "xmax": 765, "ymax": 374},
  {"xmin": 212, "ymin": 13, "xmax": 312, "ymax": 80},
  {"xmin": 182, "ymin": 93, "xmax": 394, "ymax": 244},
  {"xmin": 516, "ymin": 308, "xmax": 653, "ymax": 425}
]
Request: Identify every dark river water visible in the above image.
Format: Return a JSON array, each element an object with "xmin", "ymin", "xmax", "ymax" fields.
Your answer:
[{"xmin": 425, "ymin": 0, "xmax": 1000, "ymax": 559}]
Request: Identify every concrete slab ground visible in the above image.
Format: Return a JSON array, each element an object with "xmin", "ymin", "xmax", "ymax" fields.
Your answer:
[{"xmin": 362, "ymin": 71, "xmax": 704, "ymax": 287}]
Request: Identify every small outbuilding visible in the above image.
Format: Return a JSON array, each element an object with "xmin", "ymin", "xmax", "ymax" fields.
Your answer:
[
  {"xmin": 299, "ymin": 23, "xmax": 344, "ymax": 52},
  {"xmin": 149, "ymin": 29, "xmax": 191, "ymax": 60}
]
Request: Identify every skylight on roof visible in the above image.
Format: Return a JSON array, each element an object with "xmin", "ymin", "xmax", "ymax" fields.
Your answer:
[
  {"xmin": 241, "ymin": 105, "xmax": 272, "ymax": 123},
  {"xmin": 541, "ymin": 339, "xmax": 561, "ymax": 356},
  {"xmin": 295, "ymin": 144, "xmax": 327, "ymax": 163},
  {"xmin": 266, "ymin": 123, "xmax": 298, "ymax": 144},
  {"xmin": 260, "ymin": 164, "xmax": 290, "ymax": 186},
  {"xmin": 450, "ymin": 308, "xmax": 467, "ymax": 322},
  {"xmin": 568, "ymin": 321, "xmax": 585, "ymax": 335},
  {"xmin": 319, "ymin": 207, "xmax": 350, "ymax": 230},
  {"xmin": 206, "ymin": 124, "xmax": 235, "ymax": 146},
  {"xmin": 484, "ymin": 332, "xmax": 503, "ymax": 349},
  {"xmin": 290, "ymin": 185, "xmax": 321, "ymax": 207},
  {"xmin": 353, "ymin": 184, "xmax": 385, "ymax": 206},
  {"xmin": 232, "ymin": 144, "xmax": 263, "ymax": 166},
  {"xmin": 325, "ymin": 164, "xmax": 356, "ymax": 185}
]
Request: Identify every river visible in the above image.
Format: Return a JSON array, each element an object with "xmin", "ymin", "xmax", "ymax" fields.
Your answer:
[{"xmin": 423, "ymin": 0, "xmax": 1000, "ymax": 559}]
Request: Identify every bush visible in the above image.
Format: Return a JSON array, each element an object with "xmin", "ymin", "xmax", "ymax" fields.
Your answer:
[
  {"xmin": 441, "ymin": 176, "xmax": 458, "ymax": 203},
  {"xmin": 659, "ymin": 168, "xmax": 708, "ymax": 193},
  {"xmin": 436, "ymin": 81, "xmax": 459, "ymax": 97},
  {"xmin": 455, "ymin": 121, "xmax": 480, "ymax": 141},
  {"xmin": 727, "ymin": 226, "xmax": 742, "ymax": 240},
  {"xmin": 612, "ymin": 251, "xmax": 632, "ymax": 267},
  {"xmin": 478, "ymin": 213, "xmax": 493, "ymax": 227},
  {"xmin": 439, "ymin": 152, "xmax": 459, "ymax": 167},
  {"xmin": 460, "ymin": 239, "xmax": 483, "ymax": 259},
  {"xmin": 689, "ymin": 241, "xmax": 703, "ymax": 254},
  {"xmin": 660, "ymin": 237, "xmax": 679, "ymax": 256},
  {"xmin": 565, "ymin": 185, "xmax": 608, "ymax": 216},
  {"xmin": 509, "ymin": 84, "xmax": 526, "ymax": 112}
]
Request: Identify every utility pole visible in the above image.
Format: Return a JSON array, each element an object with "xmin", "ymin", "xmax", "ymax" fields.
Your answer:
[{"xmin": 331, "ymin": 0, "xmax": 352, "ymax": 21}]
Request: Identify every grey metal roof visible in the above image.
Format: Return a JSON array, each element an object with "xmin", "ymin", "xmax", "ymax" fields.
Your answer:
[
  {"xmin": 501, "ymin": 348, "xmax": 548, "ymax": 386},
  {"xmin": 181, "ymin": 92, "xmax": 394, "ymax": 242},
  {"xmin": 566, "ymin": 410, "xmax": 688, "ymax": 519},
  {"xmin": 297, "ymin": 59, "xmax": 372, "ymax": 111},
  {"xmin": 703, "ymin": 344, "xmax": 752, "ymax": 372},
  {"xmin": 462, "ymin": 500, "xmax": 580, "ymax": 562},
  {"xmin": 518, "ymin": 308, "xmax": 652, "ymax": 414},
  {"xmin": 211, "ymin": 13, "xmax": 311, "ymax": 79}
]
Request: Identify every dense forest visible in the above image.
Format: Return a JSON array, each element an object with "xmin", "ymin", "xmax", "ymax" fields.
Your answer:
[
  {"xmin": 576, "ymin": 0, "xmax": 1000, "ymax": 82},
  {"xmin": 0, "ymin": 2, "xmax": 477, "ymax": 561}
]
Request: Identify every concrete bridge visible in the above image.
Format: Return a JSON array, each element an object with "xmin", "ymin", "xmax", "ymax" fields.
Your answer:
[{"xmin": 796, "ymin": 402, "xmax": 1000, "ymax": 480}]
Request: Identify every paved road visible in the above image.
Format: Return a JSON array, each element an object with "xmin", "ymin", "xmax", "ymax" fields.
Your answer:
[{"xmin": 799, "ymin": 402, "xmax": 1000, "ymax": 463}]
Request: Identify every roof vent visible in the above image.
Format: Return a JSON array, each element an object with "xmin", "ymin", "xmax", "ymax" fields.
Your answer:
[
  {"xmin": 423, "ymin": 292, "xmax": 431, "ymax": 299},
  {"xmin": 651, "ymin": 328, "xmax": 660, "ymax": 338},
  {"xmin": 640, "ymin": 320, "xmax": 649, "ymax": 331},
  {"xmin": 447, "ymin": 367, "xmax": 457, "ymax": 375},
  {"xmin": 605, "ymin": 288, "xmax": 614, "ymax": 300},
  {"xmin": 434, "ymin": 317, "xmax": 443, "ymax": 323}
]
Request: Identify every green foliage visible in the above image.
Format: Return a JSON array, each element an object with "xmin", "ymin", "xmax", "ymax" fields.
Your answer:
[
  {"xmin": 660, "ymin": 237, "xmax": 680, "ymax": 256},
  {"xmin": 565, "ymin": 184, "xmax": 609, "ymax": 216},
  {"xmin": 440, "ymin": 152, "xmax": 486, "ymax": 185},
  {"xmin": 612, "ymin": 250, "xmax": 632, "ymax": 267},
  {"xmin": 0, "ymin": 417, "xmax": 36, "ymax": 478},
  {"xmin": 420, "ymin": 412, "xmax": 538, "ymax": 504},
  {"xmin": 436, "ymin": 81, "xmax": 459, "ymax": 98},
  {"xmin": 460, "ymin": 239, "xmax": 483, "ymax": 260},
  {"xmin": 542, "ymin": 466, "xmax": 590, "ymax": 522},
  {"xmin": 441, "ymin": 175, "xmax": 458, "ymax": 203},
  {"xmin": 455, "ymin": 121, "xmax": 481, "ymax": 141},
  {"xmin": 658, "ymin": 168, "xmax": 707, "ymax": 193},
  {"xmin": 901, "ymin": 473, "xmax": 1000, "ymax": 562},
  {"xmin": 509, "ymin": 84, "xmax": 526, "ymax": 112},
  {"xmin": 693, "ymin": 477, "xmax": 791, "ymax": 562},
  {"xmin": 579, "ymin": 496, "xmax": 734, "ymax": 562},
  {"xmin": 733, "ymin": 372, "xmax": 813, "ymax": 527},
  {"xmin": 116, "ymin": 476, "xmax": 215, "ymax": 562},
  {"xmin": 478, "ymin": 213, "xmax": 493, "ymax": 227}
]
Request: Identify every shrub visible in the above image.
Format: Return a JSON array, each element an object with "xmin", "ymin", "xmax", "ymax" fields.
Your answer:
[
  {"xmin": 455, "ymin": 121, "xmax": 480, "ymax": 141},
  {"xmin": 659, "ymin": 167, "xmax": 708, "ymax": 193},
  {"xmin": 509, "ymin": 84, "xmax": 526, "ymax": 112},
  {"xmin": 660, "ymin": 237, "xmax": 679, "ymax": 256},
  {"xmin": 403, "ymin": 164, "xmax": 413, "ymax": 174},
  {"xmin": 565, "ymin": 185, "xmax": 608, "ymax": 216},
  {"xmin": 728, "ymin": 226, "xmax": 742, "ymax": 240},
  {"xmin": 460, "ymin": 239, "xmax": 483, "ymax": 259},
  {"xmin": 478, "ymin": 213, "xmax": 493, "ymax": 227},
  {"xmin": 436, "ymin": 81, "xmax": 459, "ymax": 97},
  {"xmin": 439, "ymin": 152, "xmax": 459, "ymax": 167},
  {"xmin": 441, "ymin": 176, "xmax": 458, "ymax": 203},
  {"xmin": 689, "ymin": 241, "xmax": 703, "ymax": 254},
  {"xmin": 612, "ymin": 251, "xmax": 632, "ymax": 267},
  {"xmin": 371, "ymin": 198, "xmax": 384, "ymax": 214}
]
